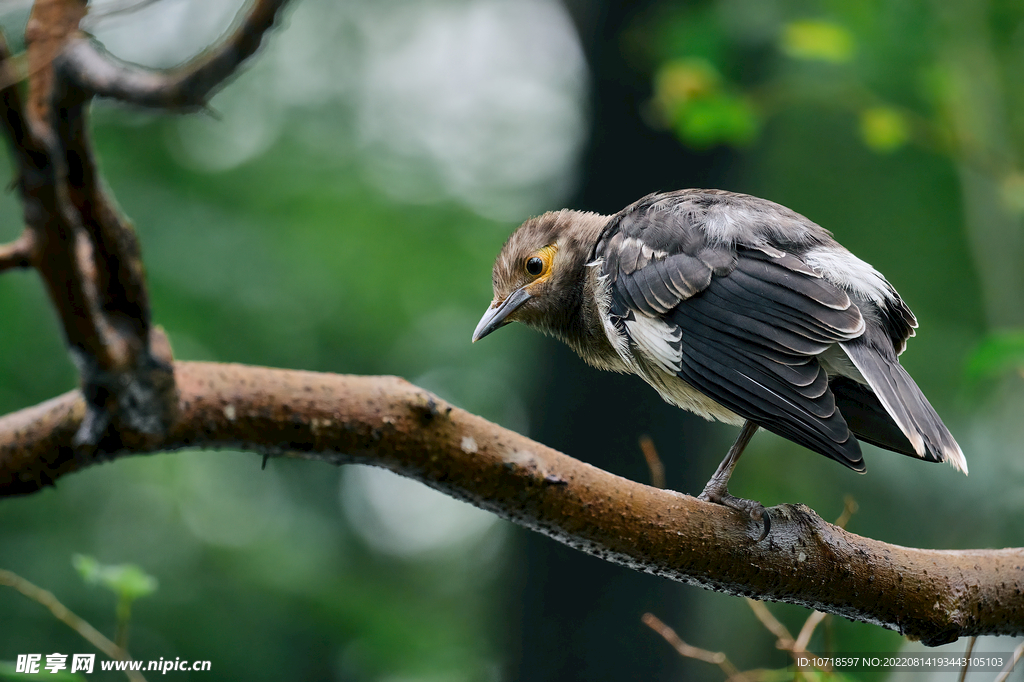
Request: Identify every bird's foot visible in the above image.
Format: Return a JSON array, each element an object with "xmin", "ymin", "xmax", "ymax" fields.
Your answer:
[{"xmin": 698, "ymin": 486, "xmax": 771, "ymax": 541}]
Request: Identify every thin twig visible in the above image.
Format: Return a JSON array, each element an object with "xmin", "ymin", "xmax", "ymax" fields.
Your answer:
[
  {"xmin": 958, "ymin": 636, "xmax": 976, "ymax": 682},
  {"xmin": 834, "ymin": 494, "xmax": 858, "ymax": 530},
  {"xmin": 642, "ymin": 613, "xmax": 748, "ymax": 682},
  {"xmin": 746, "ymin": 599, "xmax": 795, "ymax": 649},
  {"xmin": 59, "ymin": 0, "xmax": 294, "ymax": 110},
  {"xmin": 993, "ymin": 640, "xmax": 1024, "ymax": 682},
  {"xmin": 0, "ymin": 569, "xmax": 145, "ymax": 682},
  {"xmin": 793, "ymin": 611, "xmax": 828, "ymax": 655},
  {"xmin": 746, "ymin": 599, "xmax": 824, "ymax": 678},
  {"xmin": 638, "ymin": 434, "xmax": 665, "ymax": 488}
]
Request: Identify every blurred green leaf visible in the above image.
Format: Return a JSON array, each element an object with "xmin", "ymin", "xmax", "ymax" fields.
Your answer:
[
  {"xmin": 966, "ymin": 330, "xmax": 1024, "ymax": 379},
  {"xmin": 654, "ymin": 58, "xmax": 721, "ymax": 109},
  {"xmin": 0, "ymin": 662, "xmax": 87, "ymax": 681},
  {"xmin": 72, "ymin": 555, "xmax": 157, "ymax": 602},
  {"xmin": 999, "ymin": 172, "xmax": 1024, "ymax": 215},
  {"xmin": 653, "ymin": 59, "xmax": 759, "ymax": 148},
  {"xmin": 781, "ymin": 20, "xmax": 856, "ymax": 63},
  {"xmin": 671, "ymin": 91, "xmax": 760, "ymax": 148},
  {"xmin": 859, "ymin": 106, "xmax": 909, "ymax": 153}
]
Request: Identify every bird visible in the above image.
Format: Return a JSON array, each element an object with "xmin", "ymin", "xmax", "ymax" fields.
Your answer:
[{"xmin": 472, "ymin": 189, "xmax": 966, "ymax": 537}]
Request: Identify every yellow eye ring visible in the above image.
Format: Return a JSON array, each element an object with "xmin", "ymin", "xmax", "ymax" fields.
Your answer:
[{"xmin": 524, "ymin": 245, "xmax": 558, "ymax": 278}]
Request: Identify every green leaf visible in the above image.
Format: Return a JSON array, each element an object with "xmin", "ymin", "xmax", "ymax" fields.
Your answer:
[
  {"xmin": 72, "ymin": 555, "xmax": 158, "ymax": 602},
  {"xmin": 653, "ymin": 58, "xmax": 721, "ymax": 111},
  {"xmin": 0, "ymin": 661, "xmax": 87, "ymax": 681},
  {"xmin": 672, "ymin": 92, "xmax": 759, "ymax": 148},
  {"xmin": 781, "ymin": 20, "xmax": 855, "ymax": 63},
  {"xmin": 652, "ymin": 58, "xmax": 759, "ymax": 149},
  {"xmin": 966, "ymin": 330, "xmax": 1024, "ymax": 380},
  {"xmin": 859, "ymin": 106, "xmax": 909, "ymax": 153}
]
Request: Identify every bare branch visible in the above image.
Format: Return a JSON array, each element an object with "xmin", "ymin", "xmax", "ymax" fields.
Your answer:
[
  {"xmin": 0, "ymin": 362, "xmax": 1021, "ymax": 646},
  {"xmin": 792, "ymin": 611, "xmax": 827, "ymax": 655},
  {"xmin": 50, "ymin": 36, "xmax": 177, "ymax": 445},
  {"xmin": 1, "ymin": 26, "xmax": 113, "ymax": 371},
  {"xmin": 0, "ymin": 569, "xmax": 145, "ymax": 682},
  {"xmin": 994, "ymin": 641, "xmax": 1024, "ymax": 682},
  {"xmin": 58, "ymin": 0, "xmax": 293, "ymax": 110},
  {"xmin": 642, "ymin": 613, "xmax": 748, "ymax": 682},
  {"xmin": 1, "ymin": 9, "xmax": 178, "ymax": 447},
  {"xmin": 958, "ymin": 637, "xmax": 976, "ymax": 682},
  {"xmin": 746, "ymin": 599, "xmax": 795, "ymax": 648},
  {"xmin": 0, "ymin": 231, "xmax": 37, "ymax": 271},
  {"xmin": 638, "ymin": 434, "xmax": 665, "ymax": 488}
]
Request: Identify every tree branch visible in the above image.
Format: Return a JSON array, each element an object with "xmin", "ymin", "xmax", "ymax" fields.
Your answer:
[
  {"xmin": 1, "ymin": 361, "xmax": 1021, "ymax": 647},
  {"xmin": 58, "ymin": 0, "xmax": 293, "ymax": 111},
  {"xmin": 0, "ymin": 9, "xmax": 179, "ymax": 448},
  {"xmin": 0, "ymin": 231, "xmax": 37, "ymax": 271},
  {"xmin": 0, "ymin": 0, "xmax": 292, "ymax": 449},
  {"xmin": 1, "ymin": 25, "xmax": 112, "ymax": 373}
]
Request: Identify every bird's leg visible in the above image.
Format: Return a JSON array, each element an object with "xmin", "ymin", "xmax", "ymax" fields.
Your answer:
[{"xmin": 698, "ymin": 420, "xmax": 770, "ymax": 539}]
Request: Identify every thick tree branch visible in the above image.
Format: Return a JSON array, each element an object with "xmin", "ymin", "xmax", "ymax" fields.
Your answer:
[
  {"xmin": 58, "ymin": 0, "xmax": 293, "ymax": 110},
  {"xmin": 0, "ymin": 361, "xmax": 1021, "ymax": 647},
  {"xmin": 0, "ymin": 10, "xmax": 178, "ymax": 447},
  {"xmin": 2, "ymin": 26, "xmax": 111, "ymax": 374},
  {"xmin": 0, "ymin": 0, "xmax": 291, "ymax": 448}
]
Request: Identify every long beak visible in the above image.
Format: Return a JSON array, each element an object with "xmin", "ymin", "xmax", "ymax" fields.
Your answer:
[{"xmin": 472, "ymin": 287, "xmax": 532, "ymax": 342}]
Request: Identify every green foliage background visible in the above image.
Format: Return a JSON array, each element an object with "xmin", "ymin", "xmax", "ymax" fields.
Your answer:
[{"xmin": 1, "ymin": 0, "xmax": 1023, "ymax": 680}]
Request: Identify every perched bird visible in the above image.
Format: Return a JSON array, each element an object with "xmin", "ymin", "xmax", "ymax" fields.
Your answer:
[{"xmin": 472, "ymin": 190, "xmax": 966, "ymax": 535}]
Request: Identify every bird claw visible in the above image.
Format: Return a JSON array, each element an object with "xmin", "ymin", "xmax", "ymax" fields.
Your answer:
[{"xmin": 698, "ymin": 488, "xmax": 771, "ymax": 541}]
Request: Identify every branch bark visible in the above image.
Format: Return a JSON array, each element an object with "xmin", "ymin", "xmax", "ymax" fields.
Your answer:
[
  {"xmin": 0, "ymin": 361, "xmax": 1021, "ymax": 647},
  {"xmin": 0, "ymin": 0, "xmax": 293, "ymax": 448},
  {"xmin": 2, "ymin": 0, "xmax": 1021, "ymax": 657},
  {"xmin": 58, "ymin": 0, "xmax": 292, "ymax": 111}
]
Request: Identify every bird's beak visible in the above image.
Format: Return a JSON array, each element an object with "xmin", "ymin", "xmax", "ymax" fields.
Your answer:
[{"xmin": 472, "ymin": 287, "xmax": 532, "ymax": 342}]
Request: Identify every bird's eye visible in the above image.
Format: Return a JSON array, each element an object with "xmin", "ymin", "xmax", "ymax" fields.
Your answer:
[{"xmin": 526, "ymin": 257, "xmax": 544, "ymax": 276}]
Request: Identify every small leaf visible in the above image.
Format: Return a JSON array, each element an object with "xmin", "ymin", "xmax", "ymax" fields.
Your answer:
[
  {"xmin": 71, "ymin": 554, "xmax": 100, "ymax": 583},
  {"xmin": 73, "ymin": 555, "xmax": 158, "ymax": 601},
  {"xmin": 781, "ymin": 20, "xmax": 855, "ymax": 63},
  {"xmin": 859, "ymin": 106, "xmax": 909, "ymax": 153},
  {"xmin": 672, "ymin": 92, "xmax": 759, "ymax": 148}
]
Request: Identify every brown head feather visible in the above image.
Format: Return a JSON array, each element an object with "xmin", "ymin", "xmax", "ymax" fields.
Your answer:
[{"xmin": 488, "ymin": 209, "xmax": 608, "ymax": 342}]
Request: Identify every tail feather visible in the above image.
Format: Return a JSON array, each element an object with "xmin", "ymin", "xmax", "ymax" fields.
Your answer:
[
  {"xmin": 829, "ymin": 376, "xmax": 916, "ymax": 457},
  {"xmin": 839, "ymin": 339, "xmax": 967, "ymax": 475}
]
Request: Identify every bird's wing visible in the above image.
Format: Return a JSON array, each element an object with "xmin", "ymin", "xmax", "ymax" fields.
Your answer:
[{"xmin": 596, "ymin": 193, "xmax": 869, "ymax": 469}]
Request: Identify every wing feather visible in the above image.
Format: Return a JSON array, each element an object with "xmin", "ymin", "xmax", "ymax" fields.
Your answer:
[{"xmin": 595, "ymin": 192, "xmax": 867, "ymax": 469}]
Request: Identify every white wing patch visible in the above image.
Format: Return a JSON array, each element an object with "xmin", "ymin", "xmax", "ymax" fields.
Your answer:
[
  {"xmin": 586, "ymin": 260, "xmax": 632, "ymax": 373},
  {"xmin": 619, "ymin": 236, "xmax": 668, "ymax": 269},
  {"xmin": 587, "ymin": 257, "xmax": 742, "ymax": 425},
  {"xmin": 624, "ymin": 313, "xmax": 682, "ymax": 374},
  {"xmin": 803, "ymin": 247, "xmax": 892, "ymax": 304}
]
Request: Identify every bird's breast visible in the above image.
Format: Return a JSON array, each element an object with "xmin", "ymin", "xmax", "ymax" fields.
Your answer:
[{"xmin": 639, "ymin": 363, "xmax": 746, "ymax": 425}]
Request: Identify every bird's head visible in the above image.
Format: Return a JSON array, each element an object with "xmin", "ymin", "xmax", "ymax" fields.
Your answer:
[{"xmin": 473, "ymin": 209, "xmax": 608, "ymax": 342}]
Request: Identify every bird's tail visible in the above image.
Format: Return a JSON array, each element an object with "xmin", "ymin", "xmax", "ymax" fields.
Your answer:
[{"xmin": 839, "ymin": 338, "xmax": 967, "ymax": 475}]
